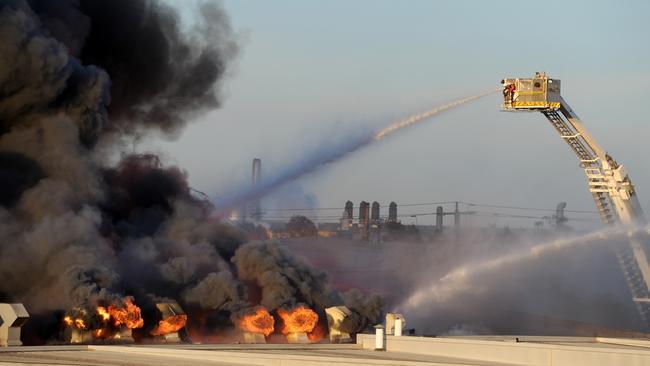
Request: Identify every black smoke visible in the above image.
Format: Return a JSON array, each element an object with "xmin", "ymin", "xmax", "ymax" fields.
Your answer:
[
  {"xmin": 27, "ymin": 0, "xmax": 236, "ymax": 138},
  {"xmin": 0, "ymin": 152, "xmax": 44, "ymax": 207},
  {"xmin": 0, "ymin": 0, "xmax": 383, "ymax": 344}
]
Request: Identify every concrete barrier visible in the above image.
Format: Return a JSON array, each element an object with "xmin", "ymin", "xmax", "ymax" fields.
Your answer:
[
  {"xmin": 357, "ymin": 334, "xmax": 650, "ymax": 366},
  {"xmin": 0, "ymin": 304, "xmax": 29, "ymax": 347}
]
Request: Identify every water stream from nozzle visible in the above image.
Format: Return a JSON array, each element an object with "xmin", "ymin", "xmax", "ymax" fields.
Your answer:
[
  {"xmin": 218, "ymin": 89, "xmax": 500, "ymax": 214},
  {"xmin": 373, "ymin": 89, "xmax": 499, "ymax": 141},
  {"xmin": 398, "ymin": 225, "xmax": 650, "ymax": 312}
]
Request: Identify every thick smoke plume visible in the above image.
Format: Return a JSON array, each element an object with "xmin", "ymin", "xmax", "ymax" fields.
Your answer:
[
  {"xmin": 0, "ymin": 0, "xmax": 381, "ymax": 344},
  {"xmin": 26, "ymin": 0, "xmax": 237, "ymax": 140}
]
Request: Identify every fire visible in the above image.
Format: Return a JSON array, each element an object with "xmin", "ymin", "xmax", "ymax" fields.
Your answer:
[
  {"xmin": 108, "ymin": 297, "xmax": 144, "ymax": 329},
  {"xmin": 151, "ymin": 314, "xmax": 188, "ymax": 336},
  {"xmin": 239, "ymin": 307, "xmax": 274, "ymax": 336},
  {"xmin": 277, "ymin": 305, "xmax": 318, "ymax": 334},
  {"xmin": 63, "ymin": 300, "xmax": 144, "ymax": 341},
  {"xmin": 63, "ymin": 312, "xmax": 87, "ymax": 330},
  {"xmin": 97, "ymin": 306, "xmax": 110, "ymax": 322},
  {"xmin": 93, "ymin": 328, "xmax": 106, "ymax": 338},
  {"xmin": 63, "ymin": 316, "xmax": 73, "ymax": 327},
  {"xmin": 308, "ymin": 324, "xmax": 326, "ymax": 343}
]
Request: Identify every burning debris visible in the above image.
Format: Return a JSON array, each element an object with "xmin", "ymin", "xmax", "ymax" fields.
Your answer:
[
  {"xmin": 152, "ymin": 314, "xmax": 187, "ymax": 337},
  {"xmin": 151, "ymin": 302, "xmax": 187, "ymax": 343},
  {"xmin": 278, "ymin": 305, "xmax": 319, "ymax": 344},
  {"xmin": 107, "ymin": 298, "xmax": 144, "ymax": 331},
  {"xmin": 278, "ymin": 306, "xmax": 319, "ymax": 334},
  {"xmin": 238, "ymin": 307, "xmax": 275, "ymax": 336},
  {"xmin": 62, "ymin": 297, "xmax": 144, "ymax": 343},
  {"xmin": 63, "ymin": 308, "xmax": 97, "ymax": 344},
  {"xmin": 238, "ymin": 307, "xmax": 274, "ymax": 344},
  {"xmin": 236, "ymin": 305, "xmax": 328, "ymax": 344},
  {"xmin": 0, "ymin": 0, "xmax": 383, "ymax": 345}
]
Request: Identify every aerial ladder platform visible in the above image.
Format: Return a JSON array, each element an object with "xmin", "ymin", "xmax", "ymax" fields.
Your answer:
[{"xmin": 501, "ymin": 72, "xmax": 650, "ymax": 326}]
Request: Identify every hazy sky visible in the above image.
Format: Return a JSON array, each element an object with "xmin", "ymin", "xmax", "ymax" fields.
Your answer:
[{"xmin": 146, "ymin": 0, "xmax": 650, "ymax": 228}]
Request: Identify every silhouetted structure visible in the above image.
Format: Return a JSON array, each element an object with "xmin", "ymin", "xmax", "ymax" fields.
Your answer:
[
  {"xmin": 250, "ymin": 158, "xmax": 262, "ymax": 221},
  {"xmin": 287, "ymin": 215, "xmax": 318, "ymax": 237},
  {"xmin": 359, "ymin": 201, "xmax": 370, "ymax": 241},
  {"xmin": 340, "ymin": 201, "xmax": 354, "ymax": 231},
  {"xmin": 371, "ymin": 201, "xmax": 380, "ymax": 222},
  {"xmin": 388, "ymin": 202, "xmax": 397, "ymax": 223}
]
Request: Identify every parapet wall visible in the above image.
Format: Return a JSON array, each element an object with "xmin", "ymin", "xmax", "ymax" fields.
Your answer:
[{"xmin": 357, "ymin": 334, "xmax": 650, "ymax": 366}]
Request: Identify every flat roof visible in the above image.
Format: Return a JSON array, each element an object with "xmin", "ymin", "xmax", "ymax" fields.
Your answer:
[{"xmin": 2, "ymin": 335, "xmax": 650, "ymax": 366}]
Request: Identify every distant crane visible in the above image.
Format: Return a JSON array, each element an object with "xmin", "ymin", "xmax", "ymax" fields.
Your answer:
[
  {"xmin": 501, "ymin": 72, "xmax": 650, "ymax": 325},
  {"xmin": 435, "ymin": 202, "xmax": 475, "ymax": 233}
]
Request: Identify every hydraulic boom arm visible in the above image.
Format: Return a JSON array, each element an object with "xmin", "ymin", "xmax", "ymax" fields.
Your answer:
[{"xmin": 501, "ymin": 72, "xmax": 650, "ymax": 326}]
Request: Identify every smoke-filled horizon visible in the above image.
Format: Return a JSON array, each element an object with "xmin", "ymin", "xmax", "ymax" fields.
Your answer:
[
  {"xmin": 216, "ymin": 89, "xmax": 498, "ymax": 217},
  {"xmin": 397, "ymin": 225, "xmax": 650, "ymax": 335},
  {"xmin": 0, "ymin": 0, "xmax": 381, "ymax": 344},
  {"xmin": 400, "ymin": 225, "xmax": 650, "ymax": 311},
  {"xmin": 282, "ymin": 225, "xmax": 650, "ymax": 336}
]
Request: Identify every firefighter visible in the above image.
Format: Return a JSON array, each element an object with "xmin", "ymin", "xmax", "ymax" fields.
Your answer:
[{"xmin": 503, "ymin": 83, "xmax": 516, "ymax": 105}]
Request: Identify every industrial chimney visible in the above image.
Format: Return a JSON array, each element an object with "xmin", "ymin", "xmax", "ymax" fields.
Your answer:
[
  {"xmin": 345, "ymin": 201, "xmax": 353, "ymax": 220},
  {"xmin": 359, "ymin": 202, "xmax": 367, "ymax": 226},
  {"xmin": 555, "ymin": 201, "xmax": 568, "ymax": 230},
  {"xmin": 359, "ymin": 201, "xmax": 370, "ymax": 241},
  {"xmin": 370, "ymin": 201, "xmax": 382, "ymax": 243},
  {"xmin": 371, "ymin": 201, "xmax": 380, "ymax": 222},
  {"xmin": 340, "ymin": 201, "xmax": 354, "ymax": 231},
  {"xmin": 388, "ymin": 202, "xmax": 397, "ymax": 223},
  {"xmin": 250, "ymin": 158, "xmax": 262, "ymax": 221}
]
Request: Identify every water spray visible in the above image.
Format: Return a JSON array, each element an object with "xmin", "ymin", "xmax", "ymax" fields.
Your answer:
[
  {"xmin": 218, "ymin": 89, "xmax": 499, "ymax": 214},
  {"xmin": 373, "ymin": 89, "xmax": 498, "ymax": 141},
  {"xmin": 399, "ymin": 225, "xmax": 650, "ymax": 311}
]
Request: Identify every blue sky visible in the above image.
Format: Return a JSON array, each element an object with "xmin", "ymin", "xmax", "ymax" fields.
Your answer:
[{"xmin": 148, "ymin": 0, "xmax": 650, "ymax": 228}]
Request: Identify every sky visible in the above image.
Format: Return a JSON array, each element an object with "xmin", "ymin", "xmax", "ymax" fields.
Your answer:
[{"xmin": 146, "ymin": 0, "xmax": 650, "ymax": 229}]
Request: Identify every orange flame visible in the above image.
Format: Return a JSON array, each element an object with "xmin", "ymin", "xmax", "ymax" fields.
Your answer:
[
  {"xmin": 277, "ymin": 305, "xmax": 318, "ymax": 335},
  {"xmin": 96, "ymin": 306, "xmax": 110, "ymax": 322},
  {"xmin": 239, "ymin": 307, "xmax": 274, "ymax": 336},
  {"xmin": 108, "ymin": 297, "xmax": 144, "ymax": 329},
  {"xmin": 151, "ymin": 314, "xmax": 188, "ymax": 336},
  {"xmin": 63, "ymin": 315, "xmax": 87, "ymax": 330},
  {"xmin": 63, "ymin": 316, "xmax": 73, "ymax": 327},
  {"xmin": 92, "ymin": 328, "xmax": 106, "ymax": 339},
  {"xmin": 308, "ymin": 324, "xmax": 326, "ymax": 343}
]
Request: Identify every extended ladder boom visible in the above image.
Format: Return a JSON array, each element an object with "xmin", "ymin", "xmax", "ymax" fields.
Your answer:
[
  {"xmin": 501, "ymin": 72, "xmax": 650, "ymax": 326},
  {"xmin": 547, "ymin": 97, "xmax": 645, "ymax": 225}
]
